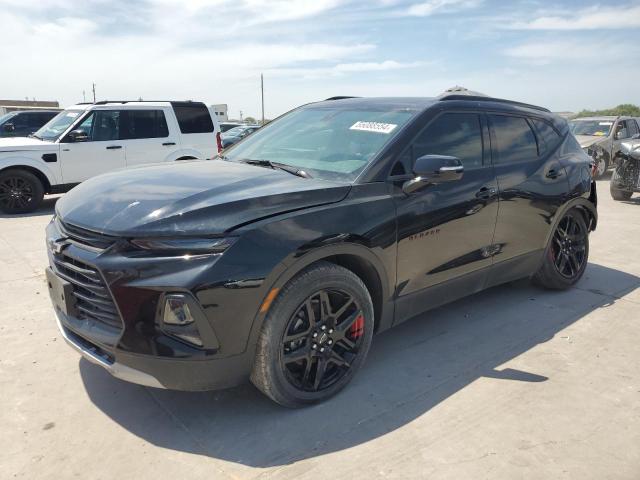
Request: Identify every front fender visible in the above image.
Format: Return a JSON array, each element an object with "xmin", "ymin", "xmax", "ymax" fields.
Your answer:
[{"xmin": 0, "ymin": 154, "xmax": 61, "ymax": 185}]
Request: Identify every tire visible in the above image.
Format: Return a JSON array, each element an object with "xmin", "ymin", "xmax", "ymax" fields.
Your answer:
[
  {"xmin": 533, "ymin": 209, "xmax": 589, "ymax": 290},
  {"xmin": 610, "ymin": 167, "xmax": 633, "ymax": 201},
  {"xmin": 593, "ymin": 155, "xmax": 608, "ymax": 178},
  {"xmin": 251, "ymin": 261, "xmax": 374, "ymax": 408},
  {"xmin": 0, "ymin": 169, "xmax": 45, "ymax": 214}
]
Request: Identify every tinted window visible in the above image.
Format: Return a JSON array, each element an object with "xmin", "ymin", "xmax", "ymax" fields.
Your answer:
[
  {"xmin": 490, "ymin": 115, "xmax": 538, "ymax": 164},
  {"xmin": 121, "ymin": 110, "xmax": 169, "ymax": 139},
  {"xmin": 172, "ymin": 103, "xmax": 213, "ymax": 134},
  {"xmin": 628, "ymin": 119, "xmax": 639, "ymax": 137},
  {"xmin": 412, "ymin": 112, "xmax": 483, "ymax": 169},
  {"xmin": 532, "ymin": 118, "xmax": 562, "ymax": 154}
]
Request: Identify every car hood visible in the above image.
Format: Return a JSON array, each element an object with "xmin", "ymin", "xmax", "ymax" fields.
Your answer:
[
  {"xmin": 575, "ymin": 135, "xmax": 606, "ymax": 148},
  {"xmin": 56, "ymin": 160, "xmax": 351, "ymax": 236},
  {"xmin": 0, "ymin": 137, "xmax": 56, "ymax": 152}
]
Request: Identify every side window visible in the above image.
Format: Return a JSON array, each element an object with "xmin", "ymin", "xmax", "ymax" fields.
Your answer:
[
  {"xmin": 616, "ymin": 120, "xmax": 630, "ymax": 139},
  {"xmin": 489, "ymin": 114, "xmax": 538, "ymax": 164},
  {"xmin": 74, "ymin": 110, "xmax": 120, "ymax": 141},
  {"xmin": 623, "ymin": 119, "xmax": 638, "ymax": 138},
  {"xmin": 411, "ymin": 112, "xmax": 484, "ymax": 169},
  {"xmin": 121, "ymin": 110, "xmax": 169, "ymax": 139},
  {"xmin": 12, "ymin": 114, "xmax": 30, "ymax": 129},
  {"xmin": 172, "ymin": 103, "xmax": 213, "ymax": 134},
  {"xmin": 532, "ymin": 118, "xmax": 562, "ymax": 154}
]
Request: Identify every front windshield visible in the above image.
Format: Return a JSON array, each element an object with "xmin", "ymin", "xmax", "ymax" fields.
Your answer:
[
  {"xmin": 0, "ymin": 112, "xmax": 17, "ymax": 125},
  {"xmin": 33, "ymin": 109, "xmax": 83, "ymax": 141},
  {"xmin": 223, "ymin": 105, "xmax": 416, "ymax": 182},
  {"xmin": 570, "ymin": 120, "xmax": 613, "ymax": 137}
]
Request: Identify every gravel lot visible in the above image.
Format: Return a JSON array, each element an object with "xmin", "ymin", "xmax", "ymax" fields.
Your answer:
[{"xmin": 1, "ymin": 176, "xmax": 639, "ymax": 479}]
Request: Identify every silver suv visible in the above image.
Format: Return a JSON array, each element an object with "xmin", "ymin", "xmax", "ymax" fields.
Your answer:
[{"xmin": 569, "ymin": 116, "xmax": 640, "ymax": 177}]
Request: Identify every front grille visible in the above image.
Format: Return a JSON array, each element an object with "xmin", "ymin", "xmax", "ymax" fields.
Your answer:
[
  {"xmin": 56, "ymin": 218, "xmax": 116, "ymax": 251},
  {"xmin": 51, "ymin": 252, "xmax": 122, "ymax": 330}
]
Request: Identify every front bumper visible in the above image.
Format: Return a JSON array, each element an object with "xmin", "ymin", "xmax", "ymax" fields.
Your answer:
[
  {"xmin": 55, "ymin": 309, "xmax": 164, "ymax": 388},
  {"xmin": 46, "ymin": 219, "xmax": 270, "ymax": 391}
]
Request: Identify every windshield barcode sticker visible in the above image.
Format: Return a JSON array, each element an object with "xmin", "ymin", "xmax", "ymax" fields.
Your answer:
[
  {"xmin": 350, "ymin": 121, "xmax": 398, "ymax": 134},
  {"xmin": 598, "ymin": 122, "xmax": 613, "ymax": 126}
]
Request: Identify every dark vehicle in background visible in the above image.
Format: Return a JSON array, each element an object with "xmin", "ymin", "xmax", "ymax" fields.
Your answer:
[
  {"xmin": 569, "ymin": 116, "xmax": 640, "ymax": 178},
  {"xmin": 0, "ymin": 110, "xmax": 59, "ymax": 137},
  {"xmin": 46, "ymin": 94, "xmax": 597, "ymax": 407},
  {"xmin": 219, "ymin": 121, "xmax": 244, "ymax": 132},
  {"xmin": 220, "ymin": 124, "xmax": 261, "ymax": 148},
  {"xmin": 610, "ymin": 139, "xmax": 640, "ymax": 200}
]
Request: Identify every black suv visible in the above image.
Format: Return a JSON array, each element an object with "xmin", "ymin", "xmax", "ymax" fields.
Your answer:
[
  {"xmin": 45, "ymin": 94, "xmax": 597, "ymax": 407},
  {"xmin": 0, "ymin": 110, "xmax": 59, "ymax": 137}
]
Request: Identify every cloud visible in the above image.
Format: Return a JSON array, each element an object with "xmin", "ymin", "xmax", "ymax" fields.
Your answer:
[
  {"xmin": 403, "ymin": 0, "xmax": 482, "ymax": 16},
  {"xmin": 267, "ymin": 60, "xmax": 429, "ymax": 78},
  {"xmin": 503, "ymin": 39, "xmax": 640, "ymax": 65},
  {"xmin": 511, "ymin": 4, "xmax": 640, "ymax": 30}
]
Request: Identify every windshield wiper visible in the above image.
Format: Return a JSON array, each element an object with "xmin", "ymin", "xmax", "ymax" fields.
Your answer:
[
  {"xmin": 240, "ymin": 159, "xmax": 312, "ymax": 178},
  {"xmin": 28, "ymin": 134, "xmax": 42, "ymax": 140}
]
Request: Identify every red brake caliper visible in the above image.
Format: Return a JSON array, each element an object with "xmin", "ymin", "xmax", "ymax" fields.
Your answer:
[{"xmin": 348, "ymin": 314, "xmax": 365, "ymax": 339}]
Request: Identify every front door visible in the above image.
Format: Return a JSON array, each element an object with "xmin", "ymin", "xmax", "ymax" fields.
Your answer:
[
  {"xmin": 59, "ymin": 110, "xmax": 125, "ymax": 183},
  {"xmin": 393, "ymin": 111, "xmax": 499, "ymax": 322}
]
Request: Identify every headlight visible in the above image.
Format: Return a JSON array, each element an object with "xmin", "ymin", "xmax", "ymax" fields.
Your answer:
[{"xmin": 130, "ymin": 237, "xmax": 237, "ymax": 255}]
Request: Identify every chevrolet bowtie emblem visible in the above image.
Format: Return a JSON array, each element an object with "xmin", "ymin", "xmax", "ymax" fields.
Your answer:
[{"xmin": 50, "ymin": 238, "xmax": 70, "ymax": 254}]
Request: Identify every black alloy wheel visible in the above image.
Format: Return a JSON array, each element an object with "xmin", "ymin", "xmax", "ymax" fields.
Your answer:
[
  {"xmin": 0, "ymin": 169, "xmax": 44, "ymax": 214},
  {"xmin": 550, "ymin": 214, "xmax": 587, "ymax": 279},
  {"xmin": 281, "ymin": 289, "xmax": 365, "ymax": 392},
  {"xmin": 533, "ymin": 209, "xmax": 589, "ymax": 290},
  {"xmin": 251, "ymin": 261, "xmax": 374, "ymax": 407}
]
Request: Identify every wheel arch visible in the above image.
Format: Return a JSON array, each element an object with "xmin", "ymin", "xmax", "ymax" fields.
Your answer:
[
  {"xmin": 248, "ymin": 243, "xmax": 394, "ymax": 353},
  {"xmin": 0, "ymin": 164, "xmax": 52, "ymax": 193},
  {"xmin": 543, "ymin": 196, "xmax": 598, "ymax": 251}
]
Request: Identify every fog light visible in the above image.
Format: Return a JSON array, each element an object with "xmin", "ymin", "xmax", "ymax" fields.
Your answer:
[{"xmin": 162, "ymin": 294, "xmax": 204, "ymax": 347}]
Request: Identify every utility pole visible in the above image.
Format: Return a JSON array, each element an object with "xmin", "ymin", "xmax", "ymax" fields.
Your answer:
[
  {"xmin": 261, "ymin": 73, "xmax": 265, "ymax": 125},
  {"xmin": 82, "ymin": 90, "xmax": 86, "ymax": 102},
  {"xmin": 239, "ymin": 110, "xmax": 243, "ymax": 121},
  {"xmin": 92, "ymin": 83, "xmax": 96, "ymax": 102}
]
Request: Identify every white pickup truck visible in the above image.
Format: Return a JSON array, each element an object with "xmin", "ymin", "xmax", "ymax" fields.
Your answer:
[{"xmin": 0, "ymin": 100, "xmax": 221, "ymax": 213}]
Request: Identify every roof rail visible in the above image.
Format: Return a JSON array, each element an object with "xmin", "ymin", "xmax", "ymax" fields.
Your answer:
[
  {"xmin": 439, "ymin": 94, "xmax": 550, "ymax": 113},
  {"xmin": 92, "ymin": 100, "xmax": 197, "ymax": 105},
  {"xmin": 324, "ymin": 96, "xmax": 360, "ymax": 101}
]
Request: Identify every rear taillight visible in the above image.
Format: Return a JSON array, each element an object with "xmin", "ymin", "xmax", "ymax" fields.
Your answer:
[{"xmin": 216, "ymin": 132, "xmax": 223, "ymax": 153}]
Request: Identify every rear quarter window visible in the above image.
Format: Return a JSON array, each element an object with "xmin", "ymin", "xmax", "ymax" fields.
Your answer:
[
  {"xmin": 532, "ymin": 118, "xmax": 562, "ymax": 154},
  {"xmin": 489, "ymin": 114, "xmax": 538, "ymax": 164},
  {"xmin": 171, "ymin": 102, "xmax": 213, "ymax": 134}
]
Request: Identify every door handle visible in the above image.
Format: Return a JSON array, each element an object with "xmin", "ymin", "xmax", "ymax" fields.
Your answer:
[
  {"xmin": 162, "ymin": 142, "xmax": 176, "ymax": 146},
  {"xmin": 546, "ymin": 169, "xmax": 562, "ymax": 179},
  {"xmin": 475, "ymin": 186, "xmax": 497, "ymax": 199},
  {"xmin": 106, "ymin": 145, "xmax": 122, "ymax": 150}
]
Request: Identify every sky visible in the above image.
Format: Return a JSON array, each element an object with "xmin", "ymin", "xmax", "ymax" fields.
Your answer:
[{"xmin": 1, "ymin": 0, "xmax": 639, "ymax": 119}]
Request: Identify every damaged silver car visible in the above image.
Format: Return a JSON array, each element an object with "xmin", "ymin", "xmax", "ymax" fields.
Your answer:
[
  {"xmin": 570, "ymin": 116, "xmax": 640, "ymax": 178},
  {"xmin": 610, "ymin": 138, "xmax": 640, "ymax": 201}
]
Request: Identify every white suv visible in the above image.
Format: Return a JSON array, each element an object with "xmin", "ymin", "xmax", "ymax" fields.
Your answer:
[{"xmin": 0, "ymin": 101, "xmax": 221, "ymax": 214}]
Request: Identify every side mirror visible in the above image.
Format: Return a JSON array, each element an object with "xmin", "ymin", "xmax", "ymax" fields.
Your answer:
[
  {"xmin": 402, "ymin": 155, "xmax": 464, "ymax": 194},
  {"xmin": 66, "ymin": 129, "xmax": 89, "ymax": 142},
  {"xmin": 3, "ymin": 123, "xmax": 15, "ymax": 132}
]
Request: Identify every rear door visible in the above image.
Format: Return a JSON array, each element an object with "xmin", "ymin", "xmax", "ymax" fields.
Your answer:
[
  {"xmin": 393, "ymin": 111, "xmax": 499, "ymax": 321},
  {"xmin": 171, "ymin": 102, "xmax": 218, "ymax": 158},
  {"xmin": 58, "ymin": 109, "xmax": 125, "ymax": 183},
  {"xmin": 486, "ymin": 113, "xmax": 569, "ymax": 285},
  {"xmin": 121, "ymin": 108, "xmax": 180, "ymax": 168}
]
